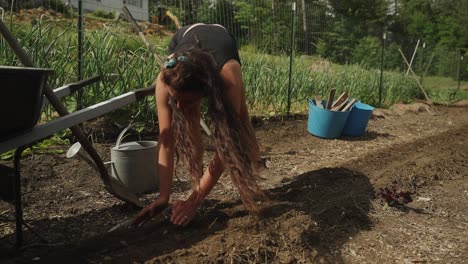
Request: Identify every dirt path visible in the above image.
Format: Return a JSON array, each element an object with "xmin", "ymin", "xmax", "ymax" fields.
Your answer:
[{"xmin": 1, "ymin": 103, "xmax": 467, "ymax": 263}]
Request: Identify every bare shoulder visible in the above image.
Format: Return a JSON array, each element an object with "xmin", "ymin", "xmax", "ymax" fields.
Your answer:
[
  {"xmin": 155, "ymin": 72, "xmax": 174, "ymax": 134},
  {"xmin": 219, "ymin": 59, "xmax": 243, "ymax": 90},
  {"xmin": 219, "ymin": 60, "xmax": 245, "ymax": 113},
  {"xmin": 155, "ymin": 72, "xmax": 170, "ymax": 105}
]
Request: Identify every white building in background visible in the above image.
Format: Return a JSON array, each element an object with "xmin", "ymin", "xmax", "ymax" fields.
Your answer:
[{"xmin": 65, "ymin": 0, "xmax": 149, "ymax": 21}]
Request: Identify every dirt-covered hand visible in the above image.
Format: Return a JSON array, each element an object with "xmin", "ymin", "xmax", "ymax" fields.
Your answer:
[
  {"xmin": 131, "ymin": 199, "xmax": 168, "ymax": 227},
  {"xmin": 170, "ymin": 198, "xmax": 199, "ymax": 227}
]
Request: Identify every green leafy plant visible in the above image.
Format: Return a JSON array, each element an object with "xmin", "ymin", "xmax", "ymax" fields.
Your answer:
[{"xmin": 0, "ymin": 133, "xmax": 70, "ymax": 160}]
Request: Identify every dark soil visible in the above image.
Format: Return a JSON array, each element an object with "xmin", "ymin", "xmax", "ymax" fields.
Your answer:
[{"xmin": 1, "ymin": 102, "xmax": 467, "ymax": 264}]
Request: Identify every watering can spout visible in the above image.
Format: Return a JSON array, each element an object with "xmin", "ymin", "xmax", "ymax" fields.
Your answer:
[
  {"xmin": 65, "ymin": 141, "xmax": 144, "ymax": 207},
  {"xmin": 66, "ymin": 141, "xmax": 82, "ymax": 158},
  {"xmin": 67, "ymin": 142, "xmax": 115, "ymax": 168},
  {"xmin": 66, "ymin": 142, "xmax": 99, "ymax": 171}
]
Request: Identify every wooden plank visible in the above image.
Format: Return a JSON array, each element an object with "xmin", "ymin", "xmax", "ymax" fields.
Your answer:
[
  {"xmin": 398, "ymin": 48, "xmax": 432, "ymax": 104},
  {"xmin": 341, "ymin": 98, "xmax": 357, "ymax": 112},
  {"xmin": 331, "ymin": 92, "xmax": 348, "ymax": 109},
  {"xmin": 325, "ymin": 88, "xmax": 336, "ymax": 109},
  {"xmin": 314, "ymin": 95, "xmax": 323, "ymax": 108},
  {"xmin": 331, "ymin": 99, "xmax": 349, "ymax": 111},
  {"xmin": 406, "ymin": 39, "xmax": 420, "ymax": 75},
  {"xmin": 121, "ymin": 6, "xmax": 164, "ymax": 66}
]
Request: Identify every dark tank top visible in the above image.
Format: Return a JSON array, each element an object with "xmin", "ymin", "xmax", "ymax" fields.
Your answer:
[{"xmin": 168, "ymin": 24, "xmax": 241, "ymax": 71}]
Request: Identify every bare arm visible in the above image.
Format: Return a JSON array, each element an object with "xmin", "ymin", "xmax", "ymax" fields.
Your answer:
[
  {"xmin": 155, "ymin": 73, "xmax": 176, "ymax": 203},
  {"xmin": 132, "ymin": 73, "xmax": 174, "ymax": 226}
]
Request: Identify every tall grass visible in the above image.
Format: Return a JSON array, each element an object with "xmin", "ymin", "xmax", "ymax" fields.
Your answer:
[
  {"xmin": 241, "ymin": 52, "xmax": 420, "ymax": 115},
  {"xmin": 1, "ymin": 18, "xmax": 425, "ymax": 121},
  {"xmin": 1, "ymin": 20, "xmax": 160, "ymax": 122},
  {"xmin": 422, "ymin": 76, "xmax": 468, "ymax": 104}
]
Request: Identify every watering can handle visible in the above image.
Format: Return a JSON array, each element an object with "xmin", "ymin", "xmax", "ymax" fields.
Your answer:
[{"xmin": 115, "ymin": 122, "xmax": 144, "ymax": 149}]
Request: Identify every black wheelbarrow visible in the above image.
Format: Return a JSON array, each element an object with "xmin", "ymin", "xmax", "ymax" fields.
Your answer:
[
  {"xmin": 0, "ymin": 65, "xmax": 155, "ymax": 247},
  {"xmin": 0, "ymin": 18, "xmax": 159, "ymax": 248},
  {"xmin": 0, "ymin": 66, "xmax": 53, "ymax": 141},
  {"xmin": 0, "ymin": 66, "xmax": 53, "ymax": 247}
]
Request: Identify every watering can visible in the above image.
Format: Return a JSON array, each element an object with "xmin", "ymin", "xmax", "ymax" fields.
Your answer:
[{"xmin": 67, "ymin": 124, "xmax": 159, "ymax": 194}]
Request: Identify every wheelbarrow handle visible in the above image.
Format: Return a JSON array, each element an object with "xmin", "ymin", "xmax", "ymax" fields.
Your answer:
[
  {"xmin": 43, "ymin": 75, "xmax": 101, "ymax": 106},
  {"xmin": 67, "ymin": 75, "xmax": 101, "ymax": 93},
  {"xmin": 133, "ymin": 84, "xmax": 156, "ymax": 101}
]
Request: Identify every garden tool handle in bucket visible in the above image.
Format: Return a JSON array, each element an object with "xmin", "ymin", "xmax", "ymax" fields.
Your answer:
[{"xmin": 115, "ymin": 122, "xmax": 143, "ymax": 149}]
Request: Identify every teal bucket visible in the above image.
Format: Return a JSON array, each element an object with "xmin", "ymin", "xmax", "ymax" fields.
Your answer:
[
  {"xmin": 307, "ymin": 99, "xmax": 351, "ymax": 139},
  {"xmin": 342, "ymin": 101, "xmax": 374, "ymax": 137}
]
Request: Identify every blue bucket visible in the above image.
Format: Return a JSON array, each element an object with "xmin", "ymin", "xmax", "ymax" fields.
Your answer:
[
  {"xmin": 307, "ymin": 99, "xmax": 351, "ymax": 139},
  {"xmin": 342, "ymin": 101, "xmax": 374, "ymax": 137}
]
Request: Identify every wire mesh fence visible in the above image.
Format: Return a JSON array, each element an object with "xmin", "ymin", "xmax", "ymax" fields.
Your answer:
[
  {"xmin": 153, "ymin": 0, "xmax": 340, "ymax": 55},
  {"xmin": 0, "ymin": 0, "xmax": 466, "ymax": 120},
  {"xmin": 0, "ymin": 0, "xmax": 370, "ymax": 55}
]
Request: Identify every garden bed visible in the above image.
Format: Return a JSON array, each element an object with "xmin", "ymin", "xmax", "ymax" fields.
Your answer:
[{"xmin": 1, "ymin": 102, "xmax": 467, "ymax": 263}]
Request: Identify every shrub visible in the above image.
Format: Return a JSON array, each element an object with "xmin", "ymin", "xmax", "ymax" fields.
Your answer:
[
  {"xmin": 93, "ymin": 9, "xmax": 115, "ymax": 19},
  {"xmin": 351, "ymin": 36, "xmax": 381, "ymax": 69}
]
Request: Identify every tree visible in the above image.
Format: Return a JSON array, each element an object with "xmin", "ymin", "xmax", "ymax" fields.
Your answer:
[{"xmin": 328, "ymin": 0, "xmax": 389, "ymax": 36}]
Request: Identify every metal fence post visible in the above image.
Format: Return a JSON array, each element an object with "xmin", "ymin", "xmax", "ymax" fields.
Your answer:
[
  {"xmin": 77, "ymin": 0, "xmax": 84, "ymax": 110},
  {"xmin": 287, "ymin": 1, "xmax": 296, "ymax": 116},
  {"xmin": 379, "ymin": 32, "xmax": 386, "ymax": 105},
  {"xmin": 420, "ymin": 42, "xmax": 425, "ymax": 86},
  {"xmin": 457, "ymin": 49, "xmax": 462, "ymax": 90}
]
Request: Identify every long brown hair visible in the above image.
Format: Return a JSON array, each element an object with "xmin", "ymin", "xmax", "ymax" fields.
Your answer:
[{"xmin": 161, "ymin": 47, "xmax": 265, "ymax": 212}]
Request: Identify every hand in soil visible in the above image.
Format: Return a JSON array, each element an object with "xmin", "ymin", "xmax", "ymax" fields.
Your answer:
[
  {"xmin": 170, "ymin": 198, "xmax": 199, "ymax": 227},
  {"xmin": 131, "ymin": 199, "xmax": 169, "ymax": 227}
]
